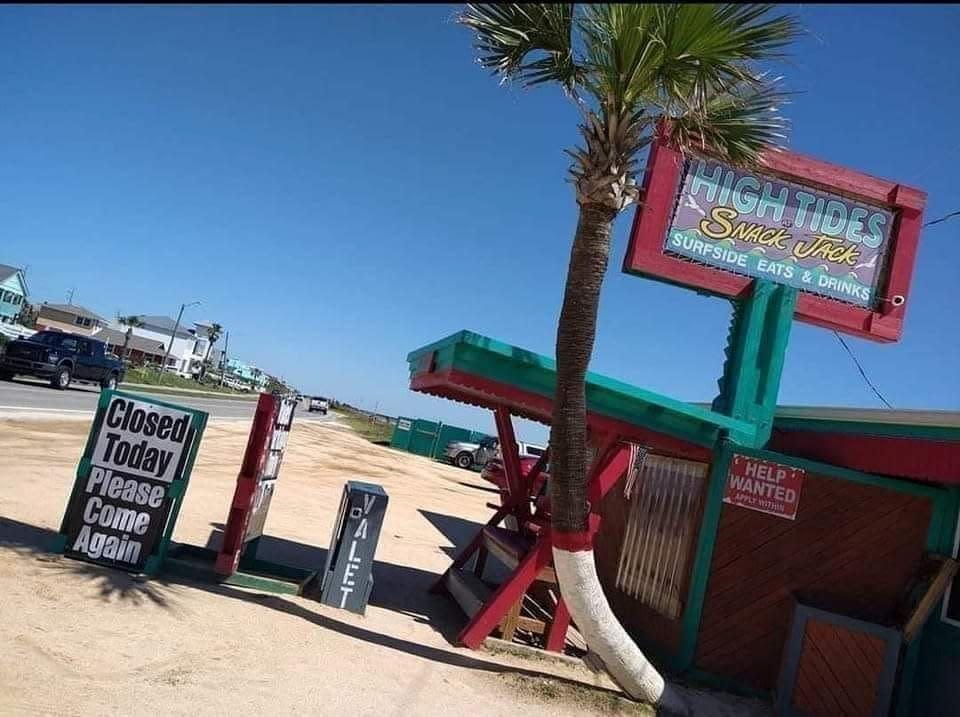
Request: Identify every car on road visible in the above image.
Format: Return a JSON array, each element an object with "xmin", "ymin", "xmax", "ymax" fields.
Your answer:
[
  {"xmin": 0, "ymin": 331, "xmax": 125, "ymax": 390},
  {"xmin": 308, "ymin": 396, "xmax": 329, "ymax": 414},
  {"xmin": 444, "ymin": 436, "xmax": 546, "ymax": 470}
]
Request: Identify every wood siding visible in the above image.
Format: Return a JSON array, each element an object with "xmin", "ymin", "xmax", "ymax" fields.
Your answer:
[
  {"xmin": 791, "ymin": 618, "xmax": 887, "ymax": 716},
  {"xmin": 695, "ymin": 472, "xmax": 932, "ymax": 690}
]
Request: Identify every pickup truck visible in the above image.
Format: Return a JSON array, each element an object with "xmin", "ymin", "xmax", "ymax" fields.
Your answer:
[
  {"xmin": 0, "ymin": 331, "xmax": 125, "ymax": 390},
  {"xmin": 308, "ymin": 397, "xmax": 329, "ymax": 414},
  {"xmin": 444, "ymin": 435, "xmax": 547, "ymax": 470}
]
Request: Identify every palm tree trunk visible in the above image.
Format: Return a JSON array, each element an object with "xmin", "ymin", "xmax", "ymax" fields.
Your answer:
[
  {"xmin": 122, "ymin": 328, "xmax": 132, "ymax": 360},
  {"xmin": 550, "ymin": 203, "xmax": 616, "ymax": 532},
  {"xmin": 549, "ymin": 203, "xmax": 677, "ymax": 709}
]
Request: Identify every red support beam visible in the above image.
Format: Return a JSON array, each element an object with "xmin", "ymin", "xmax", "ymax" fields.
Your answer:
[
  {"xmin": 546, "ymin": 597, "xmax": 572, "ymax": 652},
  {"xmin": 458, "ymin": 534, "xmax": 554, "ymax": 649},
  {"xmin": 494, "ymin": 405, "xmax": 530, "ymax": 525}
]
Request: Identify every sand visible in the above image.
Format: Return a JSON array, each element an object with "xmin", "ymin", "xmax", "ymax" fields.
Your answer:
[{"xmin": 0, "ymin": 416, "xmax": 627, "ymax": 716}]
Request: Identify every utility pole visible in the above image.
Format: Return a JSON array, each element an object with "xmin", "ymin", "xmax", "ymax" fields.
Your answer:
[
  {"xmin": 219, "ymin": 331, "xmax": 230, "ymax": 388},
  {"xmin": 66, "ymin": 287, "xmax": 75, "ymax": 305},
  {"xmin": 158, "ymin": 301, "xmax": 200, "ymax": 385}
]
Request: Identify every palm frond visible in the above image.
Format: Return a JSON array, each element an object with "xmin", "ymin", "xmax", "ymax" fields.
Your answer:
[
  {"xmin": 458, "ymin": 4, "xmax": 581, "ymax": 91},
  {"xmin": 651, "ymin": 5, "xmax": 800, "ymax": 113},
  {"xmin": 668, "ymin": 81, "xmax": 791, "ymax": 165}
]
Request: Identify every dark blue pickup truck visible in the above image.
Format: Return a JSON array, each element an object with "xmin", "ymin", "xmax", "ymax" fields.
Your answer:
[{"xmin": 0, "ymin": 331, "xmax": 125, "ymax": 390}]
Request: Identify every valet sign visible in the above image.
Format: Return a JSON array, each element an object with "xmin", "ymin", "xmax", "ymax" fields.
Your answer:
[{"xmin": 57, "ymin": 391, "xmax": 207, "ymax": 574}]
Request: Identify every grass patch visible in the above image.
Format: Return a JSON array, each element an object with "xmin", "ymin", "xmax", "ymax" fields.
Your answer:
[
  {"xmin": 335, "ymin": 407, "xmax": 395, "ymax": 444},
  {"xmin": 123, "ymin": 366, "xmax": 247, "ymax": 395},
  {"xmin": 498, "ymin": 673, "xmax": 655, "ymax": 715}
]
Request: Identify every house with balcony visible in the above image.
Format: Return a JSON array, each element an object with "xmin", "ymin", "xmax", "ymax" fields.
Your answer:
[
  {"xmin": 119, "ymin": 315, "xmax": 198, "ymax": 377},
  {"xmin": 111, "ymin": 315, "xmax": 224, "ymax": 378},
  {"xmin": 0, "ymin": 264, "xmax": 29, "ymax": 324},
  {"xmin": 35, "ymin": 303, "xmax": 109, "ymax": 336}
]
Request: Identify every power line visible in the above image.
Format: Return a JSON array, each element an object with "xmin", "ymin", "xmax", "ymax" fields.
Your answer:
[
  {"xmin": 821, "ymin": 206, "xmax": 959, "ymax": 411},
  {"xmin": 924, "ymin": 209, "xmax": 960, "ymax": 229},
  {"xmin": 832, "ymin": 331, "xmax": 893, "ymax": 409}
]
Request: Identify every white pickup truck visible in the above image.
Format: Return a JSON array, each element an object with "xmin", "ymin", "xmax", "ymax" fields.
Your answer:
[
  {"xmin": 308, "ymin": 397, "xmax": 329, "ymax": 414},
  {"xmin": 444, "ymin": 436, "xmax": 546, "ymax": 470}
]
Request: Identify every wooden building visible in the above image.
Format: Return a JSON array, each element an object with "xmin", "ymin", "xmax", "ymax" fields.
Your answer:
[{"xmin": 408, "ymin": 329, "xmax": 960, "ymax": 716}]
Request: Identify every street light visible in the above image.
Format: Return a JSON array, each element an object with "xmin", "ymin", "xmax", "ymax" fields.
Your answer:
[{"xmin": 158, "ymin": 300, "xmax": 201, "ymax": 384}]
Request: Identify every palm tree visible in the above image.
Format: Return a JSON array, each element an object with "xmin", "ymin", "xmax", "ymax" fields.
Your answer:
[
  {"xmin": 200, "ymin": 322, "xmax": 223, "ymax": 380},
  {"xmin": 459, "ymin": 4, "xmax": 798, "ymax": 708},
  {"xmin": 117, "ymin": 315, "xmax": 145, "ymax": 361}
]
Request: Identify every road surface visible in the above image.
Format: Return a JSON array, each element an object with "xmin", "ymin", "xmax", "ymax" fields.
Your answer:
[{"xmin": 0, "ymin": 378, "xmax": 334, "ymax": 422}]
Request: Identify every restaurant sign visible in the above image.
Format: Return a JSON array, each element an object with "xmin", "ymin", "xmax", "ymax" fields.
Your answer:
[
  {"xmin": 667, "ymin": 157, "xmax": 894, "ymax": 308},
  {"xmin": 724, "ymin": 453, "xmax": 805, "ymax": 520},
  {"xmin": 623, "ymin": 129, "xmax": 926, "ymax": 342}
]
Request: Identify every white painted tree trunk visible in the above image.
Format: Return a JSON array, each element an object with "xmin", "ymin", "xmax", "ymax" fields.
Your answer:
[{"xmin": 552, "ymin": 547, "xmax": 689, "ymax": 714}]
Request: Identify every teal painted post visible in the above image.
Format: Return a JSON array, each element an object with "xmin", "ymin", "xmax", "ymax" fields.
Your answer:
[
  {"xmin": 712, "ymin": 280, "xmax": 797, "ymax": 447},
  {"xmin": 677, "ymin": 441, "xmax": 733, "ymax": 669}
]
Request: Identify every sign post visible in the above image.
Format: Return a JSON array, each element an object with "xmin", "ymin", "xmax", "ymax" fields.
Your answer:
[
  {"xmin": 54, "ymin": 390, "xmax": 208, "ymax": 576},
  {"xmin": 214, "ymin": 393, "xmax": 297, "ymax": 577}
]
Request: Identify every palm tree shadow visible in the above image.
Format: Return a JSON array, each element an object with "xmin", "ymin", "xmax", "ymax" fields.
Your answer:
[{"xmin": 0, "ymin": 516, "xmax": 173, "ymax": 608}]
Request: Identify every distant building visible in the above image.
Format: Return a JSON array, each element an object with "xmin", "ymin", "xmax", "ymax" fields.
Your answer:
[
  {"xmin": 112, "ymin": 315, "xmax": 225, "ymax": 378},
  {"xmin": 0, "ymin": 264, "xmax": 29, "ymax": 324},
  {"xmin": 120, "ymin": 315, "xmax": 197, "ymax": 376},
  {"xmin": 93, "ymin": 327, "xmax": 166, "ymax": 366},
  {"xmin": 225, "ymin": 357, "xmax": 269, "ymax": 390},
  {"xmin": 35, "ymin": 303, "xmax": 108, "ymax": 336}
]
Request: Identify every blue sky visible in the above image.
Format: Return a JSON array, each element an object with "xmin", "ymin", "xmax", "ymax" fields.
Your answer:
[{"xmin": 2, "ymin": 5, "xmax": 958, "ymax": 442}]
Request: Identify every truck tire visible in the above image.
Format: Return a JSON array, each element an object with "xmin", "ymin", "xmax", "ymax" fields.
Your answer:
[
  {"xmin": 101, "ymin": 372, "xmax": 119, "ymax": 391},
  {"xmin": 51, "ymin": 365, "xmax": 72, "ymax": 390},
  {"xmin": 455, "ymin": 452, "xmax": 474, "ymax": 470}
]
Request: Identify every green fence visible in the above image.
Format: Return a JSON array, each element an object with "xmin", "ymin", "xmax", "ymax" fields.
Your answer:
[{"xmin": 390, "ymin": 417, "xmax": 491, "ymax": 460}]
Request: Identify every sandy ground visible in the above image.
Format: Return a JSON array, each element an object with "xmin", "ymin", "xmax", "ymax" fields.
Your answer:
[{"xmin": 0, "ymin": 415, "xmax": 630, "ymax": 716}]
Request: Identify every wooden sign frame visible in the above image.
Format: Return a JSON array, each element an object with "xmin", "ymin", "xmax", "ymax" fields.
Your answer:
[{"xmin": 623, "ymin": 125, "xmax": 926, "ymax": 342}]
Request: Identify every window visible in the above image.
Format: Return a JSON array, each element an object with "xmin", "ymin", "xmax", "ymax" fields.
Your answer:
[
  {"xmin": 60, "ymin": 337, "xmax": 79, "ymax": 353},
  {"xmin": 78, "ymin": 340, "xmax": 93, "ymax": 357},
  {"xmin": 614, "ymin": 453, "xmax": 708, "ymax": 619},
  {"xmin": 525, "ymin": 446, "xmax": 545, "ymax": 457}
]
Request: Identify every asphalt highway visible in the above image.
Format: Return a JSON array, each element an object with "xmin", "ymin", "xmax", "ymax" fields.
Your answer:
[{"xmin": 0, "ymin": 378, "xmax": 334, "ymax": 422}]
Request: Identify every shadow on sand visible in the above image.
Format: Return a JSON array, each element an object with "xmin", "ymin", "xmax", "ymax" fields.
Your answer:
[{"xmin": 0, "ymin": 512, "xmax": 613, "ymax": 695}]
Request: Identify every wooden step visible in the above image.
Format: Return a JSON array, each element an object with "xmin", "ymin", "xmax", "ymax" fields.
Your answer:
[
  {"xmin": 446, "ymin": 566, "xmax": 492, "ymax": 619},
  {"xmin": 482, "ymin": 526, "xmax": 556, "ymax": 583}
]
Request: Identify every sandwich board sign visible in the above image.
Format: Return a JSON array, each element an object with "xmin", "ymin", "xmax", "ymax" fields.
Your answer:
[{"xmin": 54, "ymin": 390, "xmax": 208, "ymax": 575}]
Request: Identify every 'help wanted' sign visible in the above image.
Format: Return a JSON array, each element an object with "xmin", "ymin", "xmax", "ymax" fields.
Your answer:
[
  {"xmin": 58, "ymin": 392, "xmax": 206, "ymax": 572},
  {"xmin": 723, "ymin": 454, "xmax": 805, "ymax": 520}
]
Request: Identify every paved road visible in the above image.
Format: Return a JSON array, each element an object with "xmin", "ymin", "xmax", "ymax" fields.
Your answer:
[{"xmin": 0, "ymin": 378, "xmax": 335, "ymax": 422}]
